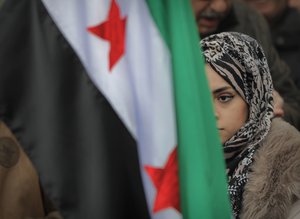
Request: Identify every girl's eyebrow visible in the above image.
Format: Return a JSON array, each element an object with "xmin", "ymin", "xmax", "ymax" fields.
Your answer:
[{"xmin": 212, "ymin": 86, "xmax": 233, "ymax": 95}]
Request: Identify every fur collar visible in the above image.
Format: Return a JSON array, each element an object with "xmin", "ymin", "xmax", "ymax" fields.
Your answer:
[{"xmin": 240, "ymin": 118, "xmax": 300, "ymax": 219}]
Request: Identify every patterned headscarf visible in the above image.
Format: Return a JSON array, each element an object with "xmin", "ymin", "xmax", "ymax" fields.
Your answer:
[{"xmin": 200, "ymin": 32, "xmax": 274, "ymax": 218}]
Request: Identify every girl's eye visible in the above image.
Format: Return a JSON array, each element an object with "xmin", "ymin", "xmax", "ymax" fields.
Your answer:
[{"xmin": 218, "ymin": 94, "xmax": 233, "ymax": 103}]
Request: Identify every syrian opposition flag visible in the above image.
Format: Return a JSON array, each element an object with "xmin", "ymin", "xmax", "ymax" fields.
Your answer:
[{"xmin": 0, "ymin": 0, "xmax": 231, "ymax": 218}]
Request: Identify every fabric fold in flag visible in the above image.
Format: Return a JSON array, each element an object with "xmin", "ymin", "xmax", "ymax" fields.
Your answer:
[{"xmin": 0, "ymin": 0, "xmax": 231, "ymax": 218}]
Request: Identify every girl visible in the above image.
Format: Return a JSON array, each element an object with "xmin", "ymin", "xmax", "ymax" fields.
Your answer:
[{"xmin": 201, "ymin": 32, "xmax": 300, "ymax": 219}]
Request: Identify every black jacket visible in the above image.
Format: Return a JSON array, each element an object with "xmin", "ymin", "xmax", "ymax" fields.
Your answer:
[{"xmin": 270, "ymin": 7, "xmax": 300, "ymax": 90}]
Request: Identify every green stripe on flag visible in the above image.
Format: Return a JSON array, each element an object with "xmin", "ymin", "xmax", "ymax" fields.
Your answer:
[{"xmin": 145, "ymin": 1, "xmax": 231, "ymax": 218}]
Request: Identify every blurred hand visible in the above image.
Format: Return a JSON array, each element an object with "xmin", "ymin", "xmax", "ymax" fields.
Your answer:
[{"xmin": 273, "ymin": 90, "xmax": 284, "ymax": 117}]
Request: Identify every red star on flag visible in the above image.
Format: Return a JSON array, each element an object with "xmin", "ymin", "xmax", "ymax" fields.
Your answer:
[
  {"xmin": 87, "ymin": 0, "xmax": 127, "ymax": 71},
  {"xmin": 144, "ymin": 147, "xmax": 180, "ymax": 213}
]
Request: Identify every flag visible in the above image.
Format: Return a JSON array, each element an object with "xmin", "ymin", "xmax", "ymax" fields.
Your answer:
[{"xmin": 0, "ymin": 0, "xmax": 231, "ymax": 219}]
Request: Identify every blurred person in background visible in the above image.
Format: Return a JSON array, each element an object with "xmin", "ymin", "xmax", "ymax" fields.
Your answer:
[
  {"xmin": 243, "ymin": 0, "xmax": 300, "ymax": 89},
  {"xmin": 0, "ymin": 121, "xmax": 62, "ymax": 219},
  {"xmin": 191, "ymin": 0, "xmax": 300, "ymax": 129},
  {"xmin": 289, "ymin": 0, "xmax": 300, "ymax": 11}
]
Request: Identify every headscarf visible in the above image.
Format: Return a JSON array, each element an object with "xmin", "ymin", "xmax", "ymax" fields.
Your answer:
[{"xmin": 200, "ymin": 32, "xmax": 274, "ymax": 218}]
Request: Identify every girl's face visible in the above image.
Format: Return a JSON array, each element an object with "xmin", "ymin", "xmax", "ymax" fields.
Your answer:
[{"xmin": 205, "ymin": 64, "xmax": 249, "ymax": 144}]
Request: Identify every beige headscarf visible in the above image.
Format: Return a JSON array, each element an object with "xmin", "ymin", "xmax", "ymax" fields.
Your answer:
[{"xmin": 201, "ymin": 32, "xmax": 274, "ymax": 218}]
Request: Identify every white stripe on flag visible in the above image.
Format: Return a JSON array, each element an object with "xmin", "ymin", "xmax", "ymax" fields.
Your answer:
[{"xmin": 42, "ymin": 0, "xmax": 180, "ymax": 218}]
